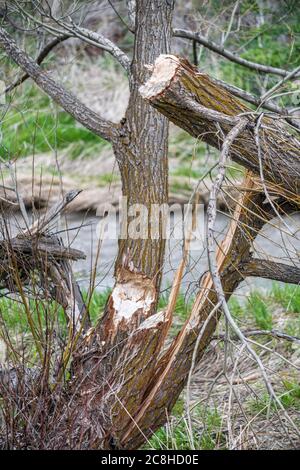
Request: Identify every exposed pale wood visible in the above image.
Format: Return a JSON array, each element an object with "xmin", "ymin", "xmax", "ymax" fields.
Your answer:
[
  {"xmin": 140, "ymin": 55, "xmax": 300, "ymax": 196},
  {"xmin": 121, "ymin": 174, "xmax": 287, "ymax": 448}
]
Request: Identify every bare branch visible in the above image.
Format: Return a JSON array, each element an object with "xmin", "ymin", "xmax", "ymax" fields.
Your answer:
[
  {"xmin": 57, "ymin": 22, "xmax": 131, "ymax": 73},
  {"xmin": 213, "ymin": 329, "xmax": 300, "ymax": 345},
  {"xmin": 173, "ymin": 28, "xmax": 300, "ymax": 78},
  {"xmin": 208, "ymin": 75, "xmax": 300, "ymax": 132},
  {"xmin": 13, "ymin": 2, "xmax": 131, "ymax": 73},
  {"xmin": 241, "ymin": 258, "xmax": 300, "ymax": 285},
  {"xmin": 0, "ymin": 27, "xmax": 119, "ymax": 142},
  {"xmin": 5, "ymin": 33, "xmax": 72, "ymax": 93},
  {"xmin": 260, "ymin": 64, "xmax": 300, "ymax": 103},
  {"xmin": 206, "ymin": 128, "xmax": 300, "ymax": 437}
]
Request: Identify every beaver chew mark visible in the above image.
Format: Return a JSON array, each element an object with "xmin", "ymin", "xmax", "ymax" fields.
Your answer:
[
  {"xmin": 139, "ymin": 54, "xmax": 179, "ymax": 99},
  {"xmin": 112, "ymin": 278, "xmax": 156, "ymax": 328}
]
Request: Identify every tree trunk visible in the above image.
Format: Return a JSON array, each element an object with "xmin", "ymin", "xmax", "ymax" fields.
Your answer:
[
  {"xmin": 140, "ymin": 55, "xmax": 300, "ymax": 197},
  {"xmin": 121, "ymin": 176, "xmax": 295, "ymax": 449},
  {"xmin": 65, "ymin": 1, "xmax": 175, "ymax": 450},
  {"xmin": 2, "ymin": 9, "xmax": 300, "ymax": 451}
]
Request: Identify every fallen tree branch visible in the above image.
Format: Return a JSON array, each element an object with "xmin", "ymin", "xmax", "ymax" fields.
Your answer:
[{"xmin": 140, "ymin": 54, "xmax": 300, "ymax": 196}]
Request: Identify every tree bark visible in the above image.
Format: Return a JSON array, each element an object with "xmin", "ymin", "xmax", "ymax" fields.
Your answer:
[
  {"xmin": 63, "ymin": 1, "xmax": 175, "ymax": 450},
  {"xmin": 2, "ymin": 9, "xmax": 300, "ymax": 452},
  {"xmin": 140, "ymin": 55, "xmax": 300, "ymax": 197},
  {"xmin": 121, "ymin": 175, "xmax": 294, "ymax": 449}
]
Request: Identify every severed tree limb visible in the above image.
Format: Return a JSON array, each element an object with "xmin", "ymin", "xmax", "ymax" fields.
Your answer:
[
  {"xmin": 0, "ymin": 27, "xmax": 119, "ymax": 143},
  {"xmin": 173, "ymin": 29, "xmax": 300, "ymax": 79},
  {"xmin": 206, "ymin": 75, "xmax": 300, "ymax": 132},
  {"xmin": 140, "ymin": 55, "xmax": 300, "ymax": 196},
  {"xmin": 241, "ymin": 258, "xmax": 300, "ymax": 285}
]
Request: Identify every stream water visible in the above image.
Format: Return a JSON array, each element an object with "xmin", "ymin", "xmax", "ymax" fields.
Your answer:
[{"xmin": 60, "ymin": 210, "xmax": 300, "ymax": 299}]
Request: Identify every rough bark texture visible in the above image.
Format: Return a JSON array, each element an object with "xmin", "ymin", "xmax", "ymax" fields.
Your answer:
[
  {"xmin": 121, "ymin": 176, "xmax": 293, "ymax": 449},
  {"xmin": 62, "ymin": 1, "xmax": 176, "ymax": 450},
  {"xmin": 1, "ymin": 8, "xmax": 300, "ymax": 451},
  {"xmin": 92, "ymin": 0, "xmax": 174, "ymax": 363},
  {"xmin": 140, "ymin": 55, "xmax": 300, "ymax": 197}
]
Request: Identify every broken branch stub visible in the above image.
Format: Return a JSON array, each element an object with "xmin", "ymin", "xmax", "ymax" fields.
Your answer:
[{"xmin": 140, "ymin": 55, "xmax": 300, "ymax": 197}]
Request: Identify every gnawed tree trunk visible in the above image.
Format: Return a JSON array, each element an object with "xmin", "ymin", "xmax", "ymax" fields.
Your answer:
[
  {"xmin": 140, "ymin": 55, "xmax": 300, "ymax": 197},
  {"xmin": 121, "ymin": 174, "xmax": 295, "ymax": 448},
  {"xmin": 1, "ymin": 10, "xmax": 300, "ymax": 451},
  {"xmin": 60, "ymin": 1, "xmax": 175, "ymax": 450}
]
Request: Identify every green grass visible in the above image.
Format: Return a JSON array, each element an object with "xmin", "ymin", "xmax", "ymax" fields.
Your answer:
[
  {"xmin": 147, "ymin": 404, "xmax": 224, "ymax": 450},
  {"xmin": 0, "ymin": 289, "xmax": 111, "ymax": 335},
  {"xmin": 272, "ymin": 283, "xmax": 300, "ymax": 313},
  {"xmin": 248, "ymin": 380, "xmax": 300, "ymax": 415},
  {"xmin": 170, "ymin": 180, "xmax": 193, "ymax": 193},
  {"xmin": 0, "ymin": 88, "xmax": 108, "ymax": 159},
  {"xmin": 158, "ymin": 291, "xmax": 192, "ymax": 335},
  {"xmin": 211, "ymin": 1, "xmax": 300, "ymax": 105},
  {"xmin": 83, "ymin": 288, "xmax": 111, "ymax": 324},
  {"xmin": 171, "ymin": 166, "xmax": 203, "ymax": 179},
  {"xmin": 169, "ymin": 129, "xmax": 209, "ymax": 162},
  {"xmin": 98, "ymin": 173, "xmax": 120, "ymax": 185},
  {"xmin": 229, "ymin": 283, "xmax": 300, "ymax": 339},
  {"xmin": 0, "ymin": 296, "xmax": 65, "ymax": 333},
  {"xmin": 228, "ymin": 296, "xmax": 244, "ymax": 319},
  {"xmin": 0, "ymin": 288, "xmax": 191, "ymax": 337},
  {"xmin": 247, "ymin": 291, "xmax": 273, "ymax": 330}
]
